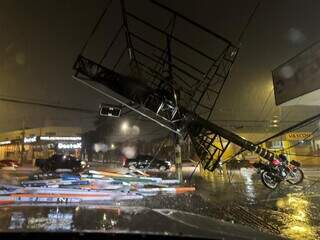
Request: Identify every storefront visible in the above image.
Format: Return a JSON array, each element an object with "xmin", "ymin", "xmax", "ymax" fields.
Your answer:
[
  {"xmin": 0, "ymin": 140, "xmax": 20, "ymax": 160},
  {"xmin": 0, "ymin": 126, "xmax": 83, "ymax": 163},
  {"xmin": 264, "ymin": 131, "xmax": 318, "ymax": 166},
  {"xmin": 26, "ymin": 136, "xmax": 82, "ymax": 161},
  {"xmin": 0, "ymin": 136, "xmax": 82, "ymax": 163}
]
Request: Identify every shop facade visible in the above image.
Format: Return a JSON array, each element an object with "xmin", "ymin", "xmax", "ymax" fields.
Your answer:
[
  {"xmin": 0, "ymin": 126, "xmax": 83, "ymax": 164},
  {"xmin": 245, "ymin": 131, "xmax": 318, "ymax": 166}
]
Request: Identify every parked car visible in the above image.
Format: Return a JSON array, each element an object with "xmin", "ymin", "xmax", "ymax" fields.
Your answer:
[
  {"xmin": 123, "ymin": 155, "xmax": 171, "ymax": 171},
  {"xmin": 0, "ymin": 159, "xmax": 20, "ymax": 169},
  {"xmin": 35, "ymin": 154, "xmax": 87, "ymax": 173}
]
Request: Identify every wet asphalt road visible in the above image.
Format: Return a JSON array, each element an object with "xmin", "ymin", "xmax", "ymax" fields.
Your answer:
[
  {"xmin": 191, "ymin": 168, "xmax": 320, "ymax": 240},
  {"xmin": 0, "ymin": 165, "xmax": 319, "ymax": 239}
]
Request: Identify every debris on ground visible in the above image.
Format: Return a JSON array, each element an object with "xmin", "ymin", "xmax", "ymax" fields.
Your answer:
[{"xmin": 0, "ymin": 169, "xmax": 195, "ymax": 204}]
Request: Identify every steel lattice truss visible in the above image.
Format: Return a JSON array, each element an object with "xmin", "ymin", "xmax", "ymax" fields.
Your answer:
[
  {"xmin": 124, "ymin": 1, "xmax": 239, "ymax": 120},
  {"xmin": 189, "ymin": 127, "xmax": 231, "ymax": 171},
  {"xmin": 73, "ymin": 0, "xmax": 275, "ymax": 171},
  {"xmin": 188, "ymin": 118, "xmax": 275, "ymax": 171}
]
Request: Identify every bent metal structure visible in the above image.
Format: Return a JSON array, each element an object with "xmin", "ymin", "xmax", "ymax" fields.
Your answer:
[
  {"xmin": 73, "ymin": 0, "xmax": 276, "ymax": 171},
  {"xmin": 73, "ymin": 55, "xmax": 275, "ymax": 171}
]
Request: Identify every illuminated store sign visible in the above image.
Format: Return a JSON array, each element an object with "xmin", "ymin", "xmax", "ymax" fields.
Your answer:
[
  {"xmin": 24, "ymin": 136, "xmax": 37, "ymax": 143},
  {"xmin": 0, "ymin": 140, "xmax": 11, "ymax": 145},
  {"xmin": 57, "ymin": 142, "xmax": 82, "ymax": 149},
  {"xmin": 40, "ymin": 136, "xmax": 82, "ymax": 141}
]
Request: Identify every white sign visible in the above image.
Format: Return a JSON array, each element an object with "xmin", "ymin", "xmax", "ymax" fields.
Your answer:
[
  {"xmin": 40, "ymin": 136, "xmax": 82, "ymax": 141},
  {"xmin": 24, "ymin": 136, "xmax": 37, "ymax": 143},
  {"xmin": 58, "ymin": 142, "xmax": 82, "ymax": 149},
  {"xmin": 0, "ymin": 140, "xmax": 11, "ymax": 145}
]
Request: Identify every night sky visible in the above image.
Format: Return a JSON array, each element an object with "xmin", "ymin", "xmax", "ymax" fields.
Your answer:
[{"xmin": 1, "ymin": 0, "xmax": 320, "ymax": 137}]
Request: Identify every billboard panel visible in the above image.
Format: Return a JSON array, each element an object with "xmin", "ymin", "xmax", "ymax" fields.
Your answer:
[{"xmin": 272, "ymin": 41, "xmax": 320, "ymax": 105}]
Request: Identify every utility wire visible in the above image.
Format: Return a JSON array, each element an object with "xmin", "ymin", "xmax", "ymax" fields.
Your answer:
[
  {"xmin": 285, "ymin": 153, "xmax": 320, "ymax": 157},
  {"xmin": 80, "ymin": 0, "xmax": 113, "ymax": 54},
  {"xmin": 0, "ymin": 96, "xmax": 96, "ymax": 114},
  {"xmin": 258, "ymin": 87, "xmax": 274, "ymax": 121},
  {"xmin": 237, "ymin": 0, "xmax": 261, "ymax": 45}
]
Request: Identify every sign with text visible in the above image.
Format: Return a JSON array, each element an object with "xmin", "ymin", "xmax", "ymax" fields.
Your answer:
[
  {"xmin": 99, "ymin": 104, "xmax": 121, "ymax": 117},
  {"xmin": 285, "ymin": 132, "xmax": 312, "ymax": 141}
]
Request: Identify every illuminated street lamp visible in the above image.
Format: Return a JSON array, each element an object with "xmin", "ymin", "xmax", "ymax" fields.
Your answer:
[
  {"xmin": 111, "ymin": 144, "xmax": 115, "ymax": 149},
  {"xmin": 121, "ymin": 121, "xmax": 129, "ymax": 133}
]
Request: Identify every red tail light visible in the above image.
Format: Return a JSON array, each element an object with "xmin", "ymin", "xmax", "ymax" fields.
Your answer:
[{"xmin": 272, "ymin": 159, "xmax": 281, "ymax": 166}]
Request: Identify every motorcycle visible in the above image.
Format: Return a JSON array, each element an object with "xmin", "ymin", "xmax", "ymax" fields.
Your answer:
[{"xmin": 253, "ymin": 158, "xmax": 304, "ymax": 189}]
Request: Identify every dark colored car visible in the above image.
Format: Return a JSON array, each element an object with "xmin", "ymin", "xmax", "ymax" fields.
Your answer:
[
  {"xmin": 35, "ymin": 154, "xmax": 87, "ymax": 173},
  {"xmin": 123, "ymin": 155, "xmax": 171, "ymax": 171}
]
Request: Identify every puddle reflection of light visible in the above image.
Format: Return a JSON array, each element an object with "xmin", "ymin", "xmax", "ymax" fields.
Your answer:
[
  {"xmin": 110, "ymin": 219, "xmax": 117, "ymax": 227},
  {"xmin": 9, "ymin": 212, "xmax": 26, "ymax": 229},
  {"xmin": 23, "ymin": 208, "xmax": 73, "ymax": 231},
  {"xmin": 276, "ymin": 194, "xmax": 317, "ymax": 240},
  {"xmin": 100, "ymin": 212, "xmax": 118, "ymax": 230},
  {"xmin": 240, "ymin": 168, "xmax": 256, "ymax": 203}
]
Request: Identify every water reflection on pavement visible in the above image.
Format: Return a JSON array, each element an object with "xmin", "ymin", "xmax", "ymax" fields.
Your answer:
[
  {"xmin": 193, "ymin": 167, "xmax": 320, "ymax": 240},
  {"xmin": 0, "ymin": 167, "xmax": 319, "ymax": 239},
  {"xmin": 1, "ymin": 205, "xmax": 120, "ymax": 231}
]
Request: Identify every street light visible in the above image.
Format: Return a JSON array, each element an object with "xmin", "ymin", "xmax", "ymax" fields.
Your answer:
[
  {"xmin": 111, "ymin": 144, "xmax": 115, "ymax": 149},
  {"xmin": 121, "ymin": 121, "xmax": 129, "ymax": 133}
]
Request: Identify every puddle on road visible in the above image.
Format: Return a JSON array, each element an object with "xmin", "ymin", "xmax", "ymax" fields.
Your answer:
[
  {"xmin": 197, "ymin": 168, "xmax": 320, "ymax": 239},
  {"xmin": 275, "ymin": 194, "xmax": 318, "ymax": 240}
]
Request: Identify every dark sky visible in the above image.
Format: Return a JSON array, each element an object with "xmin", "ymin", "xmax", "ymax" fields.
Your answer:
[{"xmin": 1, "ymin": 0, "xmax": 320, "ymax": 135}]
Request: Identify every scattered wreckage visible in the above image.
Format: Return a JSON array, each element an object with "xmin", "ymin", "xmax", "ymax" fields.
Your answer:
[{"xmin": 0, "ymin": 169, "xmax": 194, "ymax": 204}]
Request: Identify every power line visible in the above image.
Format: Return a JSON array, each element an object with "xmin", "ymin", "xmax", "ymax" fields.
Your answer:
[
  {"xmin": 80, "ymin": 0, "xmax": 113, "ymax": 54},
  {"xmin": 213, "ymin": 119, "xmax": 297, "ymax": 123},
  {"xmin": 0, "ymin": 96, "xmax": 96, "ymax": 114},
  {"xmin": 237, "ymin": 0, "xmax": 261, "ymax": 44},
  {"xmin": 258, "ymin": 87, "xmax": 274, "ymax": 121},
  {"xmin": 285, "ymin": 153, "xmax": 320, "ymax": 157}
]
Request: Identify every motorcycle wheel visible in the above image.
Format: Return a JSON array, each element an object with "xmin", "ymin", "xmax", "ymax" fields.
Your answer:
[
  {"xmin": 261, "ymin": 171, "xmax": 279, "ymax": 189},
  {"xmin": 287, "ymin": 168, "xmax": 304, "ymax": 185}
]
